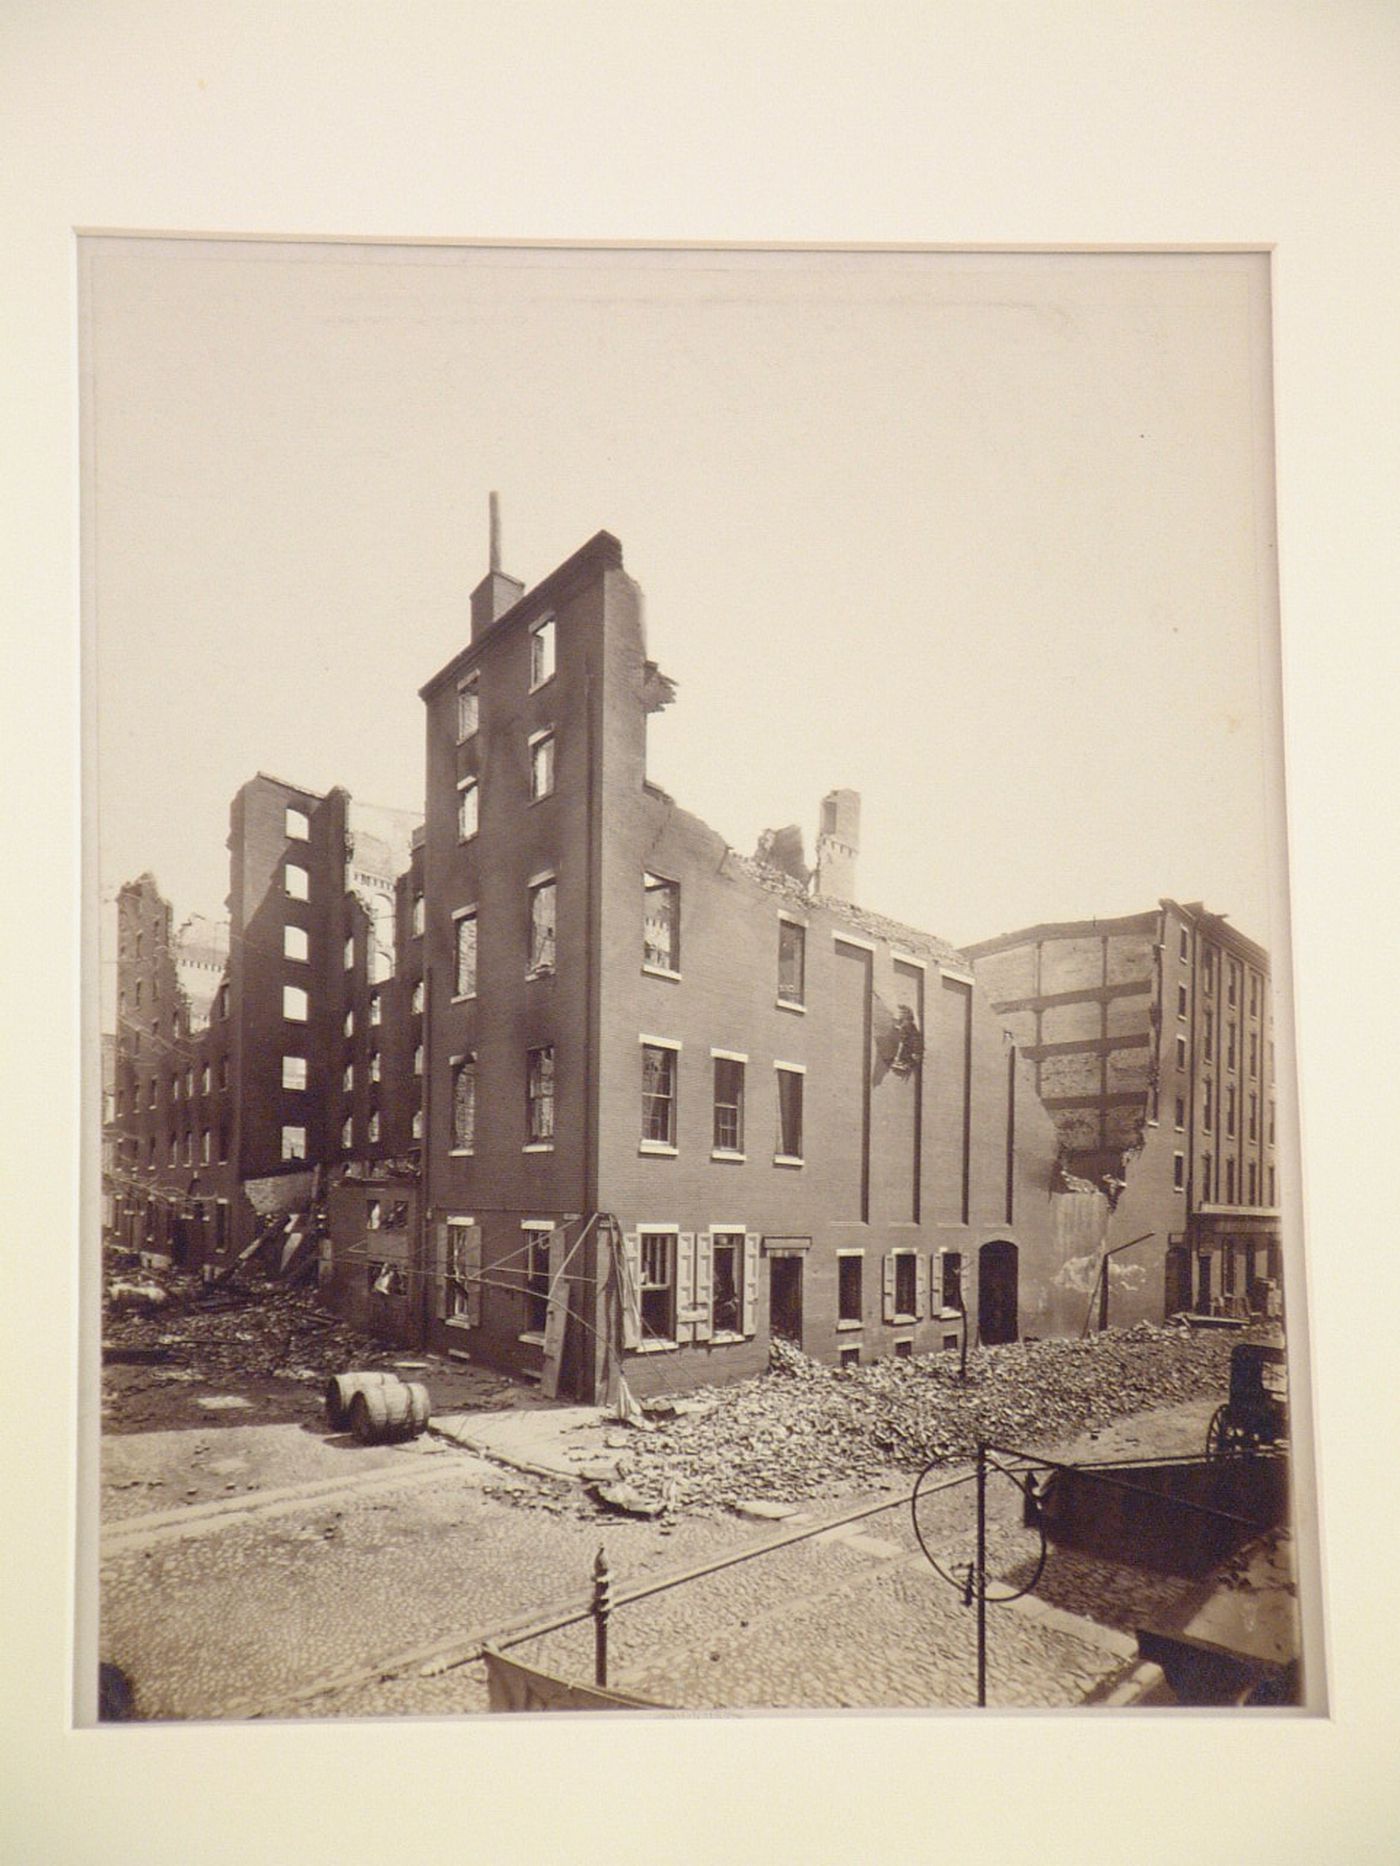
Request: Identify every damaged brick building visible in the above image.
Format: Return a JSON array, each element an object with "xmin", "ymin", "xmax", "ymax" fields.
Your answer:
[
  {"xmin": 106, "ymin": 775, "xmax": 423, "ymax": 1294},
  {"xmin": 966, "ymin": 907, "xmax": 1280, "ymax": 1328},
  {"xmin": 414, "ymin": 527, "xmax": 1079, "ymax": 1402}
]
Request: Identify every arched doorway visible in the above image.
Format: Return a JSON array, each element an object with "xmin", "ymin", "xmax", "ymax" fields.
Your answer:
[{"xmin": 977, "ymin": 1240, "xmax": 1019, "ymax": 1346}]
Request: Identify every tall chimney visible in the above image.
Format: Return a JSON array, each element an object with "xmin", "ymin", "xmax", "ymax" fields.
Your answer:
[
  {"xmin": 471, "ymin": 490, "xmax": 525, "ymax": 641},
  {"xmin": 814, "ymin": 788, "xmax": 860, "ymax": 901}
]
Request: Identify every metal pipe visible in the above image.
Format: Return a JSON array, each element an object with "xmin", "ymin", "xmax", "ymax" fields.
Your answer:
[{"xmin": 976, "ymin": 1441, "xmax": 988, "ymax": 1708}]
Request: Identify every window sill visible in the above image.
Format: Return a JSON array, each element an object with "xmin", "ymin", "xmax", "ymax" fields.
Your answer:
[
  {"xmin": 936, "ymin": 1307, "xmax": 963, "ymax": 1322},
  {"xmin": 528, "ymin": 792, "xmax": 554, "ymax": 807},
  {"xmin": 528, "ymin": 673, "xmax": 557, "ymax": 697},
  {"xmin": 525, "ymin": 966, "xmax": 555, "ymax": 982},
  {"xmin": 518, "ymin": 1330, "xmax": 546, "ymax": 1348},
  {"xmin": 449, "ymin": 1148, "xmax": 474, "ymax": 1158},
  {"xmin": 709, "ymin": 1330, "xmax": 749, "ymax": 1346},
  {"xmin": 775, "ymin": 997, "xmax": 806, "ymax": 1014},
  {"xmin": 836, "ymin": 1319, "xmax": 864, "ymax": 1332},
  {"xmin": 642, "ymin": 963, "xmax": 682, "ymax": 982},
  {"xmin": 639, "ymin": 1140, "xmax": 678, "ymax": 1157},
  {"xmin": 710, "ymin": 1148, "xmax": 746, "ymax": 1163},
  {"xmin": 523, "ymin": 1142, "xmax": 555, "ymax": 1154},
  {"xmin": 633, "ymin": 1337, "xmax": 677, "ymax": 1354},
  {"xmin": 891, "ymin": 1314, "xmax": 918, "ymax": 1327},
  {"xmin": 773, "ymin": 1154, "xmax": 804, "ymax": 1168}
]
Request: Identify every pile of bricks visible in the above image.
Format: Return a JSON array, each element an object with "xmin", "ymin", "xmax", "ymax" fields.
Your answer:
[{"xmin": 619, "ymin": 1323, "xmax": 1238, "ymax": 1513}]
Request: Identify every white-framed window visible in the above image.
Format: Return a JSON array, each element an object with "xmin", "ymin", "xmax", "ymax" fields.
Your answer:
[
  {"xmin": 1227, "ymin": 1022, "xmax": 1237, "ymax": 1071},
  {"xmin": 940, "ymin": 1250, "xmax": 964, "ymax": 1312},
  {"xmin": 529, "ymin": 730, "xmax": 555, "ymax": 802},
  {"xmin": 412, "ymin": 894, "xmax": 425, "ymax": 938},
  {"xmin": 1176, "ymin": 982, "xmax": 1188, "ymax": 1019},
  {"xmin": 369, "ymin": 992, "xmax": 381, "ymax": 1026},
  {"xmin": 709, "ymin": 1230, "xmax": 749, "ymax": 1338},
  {"xmin": 1203, "ymin": 1079, "xmax": 1213, "ymax": 1127},
  {"xmin": 1249, "ymin": 1092, "xmax": 1258, "ymax": 1140},
  {"xmin": 777, "ymin": 918, "xmax": 806, "ymax": 1008},
  {"xmin": 281, "ymin": 1124, "xmax": 307, "ymax": 1162},
  {"xmin": 285, "ymin": 806, "xmax": 309, "ymax": 840},
  {"xmin": 884, "ymin": 1248, "xmax": 922, "ymax": 1323},
  {"xmin": 641, "ymin": 1038, "xmax": 679, "ymax": 1150},
  {"xmin": 1226, "ymin": 1084, "xmax": 1236, "ymax": 1137},
  {"xmin": 368, "ymin": 1110, "xmax": 380, "ymax": 1143},
  {"xmin": 1201, "ymin": 1152, "xmax": 1213, "ymax": 1201},
  {"xmin": 1174, "ymin": 1034, "xmax": 1187, "ymax": 1070},
  {"xmin": 1226, "ymin": 1158, "xmax": 1236, "ymax": 1203},
  {"xmin": 445, "ymin": 1216, "xmax": 481, "ymax": 1325},
  {"xmin": 642, "ymin": 873, "xmax": 680, "ymax": 974},
  {"xmin": 1174, "ymin": 1095, "xmax": 1185, "ymax": 1131},
  {"xmin": 523, "ymin": 1223, "xmax": 553, "ymax": 1333},
  {"xmin": 282, "ymin": 924, "xmax": 308, "ymax": 962},
  {"xmin": 639, "ymin": 1229, "xmax": 675, "ymax": 1343},
  {"xmin": 529, "ymin": 615, "xmax": 556, "ymax": 690},
  {"xmin": 1172, "ymin": 1151, "xmax": 1185, "ymax": 1191},
  {"xmin": 526, "ymin": 1046, "xmax": 555, "ymax": 1143},
  {"xmin": 528, "ymin": 877, "xmax": 556, "ymax": 976},
  {"xmin": 283, "ymin": 984, "xmax": 308, "ymax": 1023},
  {"xmin": 837, "ymin": 1249, "xmax": 864, "ymax": 1326},
  {"xmin": 285, "ymin": 863, "xmax": 309, "ymax": 901},
  {"xmin": 457, "ymin": 776, "xmax": 479, "ymax": 842},
  {"xmin": 452, "ymin": 1055, "xmax": 476, "ymax": 1152},
  {"xmin": 456, "ymin": 674, "xmax": 479, "ymax": 743},
  {"xmin": 343, "ymin": 1063, "xmax": 354, "ymax": 1092},
  {"xmin": 1179, "ymin": 925, "xmax": 1189, "ymax": 961},
  {"xmin": 454, "ymin": 910, "xmax": 477, "ymax": 998},
  {"xmin": 775, "ymin": 1062, "xmax": 805, "ymax": 1163},
  {"xmin": 711, "ymin": 1051, "xmax": 745, "ymax": 1155}
]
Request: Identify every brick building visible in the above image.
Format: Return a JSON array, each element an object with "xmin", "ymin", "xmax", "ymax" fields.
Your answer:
[
  {"xmin": 415, "ymin": 528, "xmax": 1072, "ymax": 1402},
  {"xmin": 107, "ymin": 775, "xmax": 421, "ymax": 1272},
  {"xmin": 965, "ymin": 906, "xmax": 1280, "ymax": 1327}
]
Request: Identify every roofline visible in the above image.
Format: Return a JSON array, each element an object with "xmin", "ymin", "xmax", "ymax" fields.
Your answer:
[
  {"xmin": 963, "ymin": 909, "xmax": 1161, "ymax": 958},
  {"xmin": 419, "ymin": 529, "xmax": 625, "ymax": 701}
]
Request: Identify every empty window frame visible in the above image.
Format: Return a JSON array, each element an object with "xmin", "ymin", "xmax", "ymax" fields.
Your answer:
[
  {"xmin": 529, "ymin": 615, "xmax": 556, "ymax": 690},
  {"xmin": 527, "ymin": 878, "xmax": 556, "ymax": 976},
  {"xmin": 446, "ymin": 1218, "xmax": 479, "ymax": 1324},
  {"xmin": 366, "ymin": 1198, "xmax": 382, "ymax": 1231},
  {"xmin": 218, "ymin": 1057, "xmax": 228, "ymax": 1091},
  {"xmin": 1202, "ymin": 948, "xmax": 1214, "ymax": 995},
  {"xmin": 1174, "ymin": 1095, "xmax": 1186, "ymax": 1130},
  {"xmin": 283, "ymin": 984, "xmax": 309, "ymax": 1023},
  {"xmin": 341, "ymin": 1117, "xmax": 353, "ymax": 1148},
  {"xmin": 710, "ymin": 1231, "xmax": 746, "ymax": 1336},
  {"xmin": 1179, "ymin": 925, "xmax": 1189, "ymax": 961},
  {"xmin": 711, "ymin": 1051, "xmax": 745, "ymax": 1155},
  {"xmin": 343, "ymin": 1063, "xmax": 355, "ymax": 1092},
  {"xmin": 200, "ymin": 1064, "xmax": 210, "ymax": 1095},
  {"xmin": 457, "ymin": 777, "xmax": 479, "ymax": 842},
  {"xmin": 456, "ymin": 674, "xmax": 479, "ymax": 743},
  {"xmin": 529, "ymin": 730, "xmax": 555, "ymax": 802},
  {"xmin": 839, "ymin": 1345, "xmax": 861, "ymax": 1370},
  {"xmin": 414, "ymin": 1043, "xmax": 423, "ymax": 1077},
  {"xmin": 777, "ymin": 918, "xmax": 806, "ymax": 1007},
  {"xmin": 344, "ymin": 1008, "xmax": 355, "ymax": 1036},
  {"xmin": 369, "ymin": 993, "xmax": 381, "ymax": 1026},
  {"xmin": 1249, "ymin": 1092, "xmax": 1258, "ymax": 1140},
  {"xmin": 524, "ymin": 1225, "xmax": 552, "ymax": 1333},
  {"xmin": 284, "ymin": 863, "xmax": 309, "ymax": 901},
  {"xmin": 370, "ymin": 1052, "xmax": 381, "ymax": 1083},
  {"xmin": 775, "ymin": 1064, "xmax": 804, "ymax": 1162},
  {"xmin": 368, "ymin": 1110, "xmax": 380, "ymax": 1143},
  {"xmin": 1248, "ymin": 1161, "xmax": 1258, "ymax": 1206},
  {"xmin": 1203, "ymin": 1011, "xmax": 1214, "ymax": 1060},
  {"xmin": 1174, "ymin": 1034, "xmax": 1187, "ymax": 1070},
  {"xmin": 411, "ymin": 894, "xmax": 425, "ymax": 938},
  {"xmin": 285, "ymin": 806, "xmax": 309, "ymax": 840},
  {"xmin": 1173, "ymin": 1152, "xmax": 1185, "ymax": 1191},
  {"xmin": 451, "ymin": 1056, "xmax": 477, "ymax": 1152},
  {"xmin": 411, "ymin": 981, "xmax": 424, "ymax": 1015},
  {"xmin": 940, "ymin": 1250, "xmax": 964, "ymax": 1312},
  {"xmin": 527, "ymin": 1046, "xmax": 555, "ymax": 1144},
  {"xmin": 1203, "ymin": 1079, "xmax": 1213, "ymax": 1127},
  {"xmin": 1226, "ymin": 1158, "xmax": 1236, "ymax": 1204},
  {"xmin": 454, "ymin": 910, "xmax": 478, "ymax": 998},
  {"xmin": 638, "ymin": 1231, "xmax": 674, "ymax": 1342},
  {"xmin": 837, "ymin": 1251, "xmax": 864, "ymax": 1325},
  {"xmin": 1176, "ymin": 982, "xmax": 1188, "ymax": 1019},
  {"xmin": 1249, "ymin": 1031, "xmax": 1258, "ymax": 1077},
  {"xmin": 641, "ymin": 1040, "xmax": 679, "ymax": 1148},
  {"xmin": 1227, "ymin": 1023, "xmax": 1237, "ymax": 1071},
  {"xmin": 343, "ymin": 934, "xmax": 355, "ymax": 970},
  {"xmin": 281, "ymin": 1125, "xmax": 307, "ymax": 1162},
  {"xmin": 642, "ymin": 874, "xmax": 680, "ymax": 973},
  {"xmin": 1201, "ymin": 1152, "xmax": 1213, "ymax": 1202},
  {"xmin": 412, "ymin": 1108, "xmax": 423, "ymax": 1140},
  {"xmin": 1226, "ymin": 1084, "xmax": 1236, "ymax": 1138},
  {"xmin": 893, "ymin": 1250, "xmax": 918, "ymax": 1320}
]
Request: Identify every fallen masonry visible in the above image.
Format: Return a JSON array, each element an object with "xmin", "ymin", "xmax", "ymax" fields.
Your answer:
[{"xmin": 616, "ymin": 1323, "xmax": 1246, "ymax": 1514}]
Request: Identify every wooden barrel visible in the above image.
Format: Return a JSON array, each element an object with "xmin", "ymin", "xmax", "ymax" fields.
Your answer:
[
  {"xmin": 350, "ymin": 1381, "xmax": 416, "ymax": 1444},
  {"xmin": 402, "ymin": 1381, "xmax": 431, "ymax": 1435},
  {"xmin": 324, "ymin": 1369, "xmax": 395, "ymax": 1430}
]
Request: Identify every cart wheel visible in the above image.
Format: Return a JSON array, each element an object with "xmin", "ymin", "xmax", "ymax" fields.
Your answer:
[{"xmin": 1206, "ymin": 1405, "xmax": 1231, "ymax": 1460}]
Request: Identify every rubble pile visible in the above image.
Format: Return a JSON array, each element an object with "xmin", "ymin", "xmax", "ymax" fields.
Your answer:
[
  {"xmin": 622, "ymin": 1323, "xmax": 1238, "ymax": 1512},
  {"xmin": 103, "ymin": 1270, "xmax": 382, "ymax": 1386}
]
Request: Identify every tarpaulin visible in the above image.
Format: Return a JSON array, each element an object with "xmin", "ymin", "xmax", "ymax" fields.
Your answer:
[{"xmin": 482, "ymin": 1648, "xmax": 664, "ymax": 1712}]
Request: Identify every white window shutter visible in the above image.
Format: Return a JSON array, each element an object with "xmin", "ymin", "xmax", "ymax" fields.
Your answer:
[
  {"xmin": 693, "ymin": 1231, "xmax": 713, "ymax": 1341},
  {"xmin": 435, "ymin": 1222, "xmax": 451, "ymax": 1319},
  {"xmin": 464, "ymin": 1223, "xmax": 483, "ymax": 1327},
  {"xmin": 621, "ymin": 1232, "xmax": 642, "ymax": 1350},
  {"xmin": 675, "ymin": 1232, "xmax": 696, "ymax": 1343},
  {"xmin": 742, "ymin": 1234, "xmax": 760, "ymax": 1336},
  {"xmin": 883, "ymin": 1252, "xmax": 897, "ymax": 1323},
  {"xmin": 931, "ymin": 1251, "xmax": 943, "ymax": 1316},
  {"xmin": 915, "ymin": 1253, "xmax": 929, "ymax": 1320}
]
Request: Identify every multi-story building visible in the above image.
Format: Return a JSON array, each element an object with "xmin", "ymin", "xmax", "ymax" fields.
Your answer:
[
  {"xmin": 966, "ymin": 906, "xmax": 1280, "ymax": 1326},
  {"xmin": 107, "ymin": 775, "xmax": 421, "ymax": 1271},
  {"xmin": 414, "ymin": 528, "xmax": 1072, "ymax": 1402}
]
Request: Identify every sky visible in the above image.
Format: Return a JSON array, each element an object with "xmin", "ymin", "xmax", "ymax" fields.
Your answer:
[{"xmin": 85, "ymin": 242, "xmax": 1282, "ymax": 1015}]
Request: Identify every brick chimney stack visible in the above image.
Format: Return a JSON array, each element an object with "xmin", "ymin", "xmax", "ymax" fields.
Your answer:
[
  {"xmin": 470, "ymin": 490, "xmax": 526, "ymax": 641},
  {"xmin": 814, "ymin": 788, "xmax": 860, "ymax": 902}
]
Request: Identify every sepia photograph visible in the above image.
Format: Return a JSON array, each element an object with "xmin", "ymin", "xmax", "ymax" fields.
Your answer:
[{"xmin": 84, "ymin": 238, "xmax": 1314, "ymax": 1720}]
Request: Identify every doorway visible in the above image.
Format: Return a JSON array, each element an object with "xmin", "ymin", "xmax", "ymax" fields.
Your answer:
[
  {"xmin": 769, "ymin": 1255, "xmax": 804, "ymax": 1345},
  {"xmin": 977, "ymin": 1240, "xmax": 1019, "ymax": 1346}
]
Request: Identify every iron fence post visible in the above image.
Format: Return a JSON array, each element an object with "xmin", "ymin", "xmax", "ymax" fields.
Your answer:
[{"xmin": 592, "ymin": 1545, "xmax": 612, "ymax": 1688}]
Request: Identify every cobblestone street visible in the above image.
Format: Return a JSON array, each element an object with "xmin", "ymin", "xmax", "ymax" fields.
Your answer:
[{"xmin": 100, "ymin": 1394, "xmax": 1221, "ymax": 1719}]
